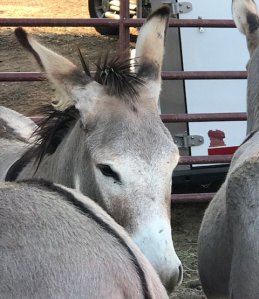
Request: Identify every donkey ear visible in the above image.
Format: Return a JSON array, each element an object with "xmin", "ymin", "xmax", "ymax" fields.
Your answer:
[
  {"xmin": 232, "ymin": 0, "xmax": 259, "ymax": 56},
  {"xmin": 135, "ymin": 6, "xmax": 170, "ymax": 107},
  {"xmin": 14, "ymin": 28, "xmax": 97, "ymax": 111}
]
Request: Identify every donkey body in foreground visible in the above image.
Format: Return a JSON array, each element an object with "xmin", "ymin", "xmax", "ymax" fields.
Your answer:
[
  {"xmin": 0, "ymin": 7, "xmax": 182, "ymax": 291},
  {"xmin": 0, "ymin": 180, "xmax": 168, "ymax": 299},
  {"xmin": 198, "ymin": 1, "xmax": 259, "ymax": 298}
]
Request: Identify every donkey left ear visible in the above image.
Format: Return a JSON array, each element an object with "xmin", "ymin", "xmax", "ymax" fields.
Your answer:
[
  {"xmin": 14, "ymin": 27, "xmax": 102, "ymax": 113},
  {"xmin": 135, "ymin": 6, "xmax": 170, "ymax": 108}
]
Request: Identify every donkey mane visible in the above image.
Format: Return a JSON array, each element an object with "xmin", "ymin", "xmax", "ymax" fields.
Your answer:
[
  {"xmin": 4, "ymin": 105, "xmax": 79, "ymax": 181},
  {"xmin": 31, "ymin": 105, "xmax": 79, "ymax": 168},
  {"xmin": 79, "ymin": 49, "xmax": 144, "ymax": 101}
]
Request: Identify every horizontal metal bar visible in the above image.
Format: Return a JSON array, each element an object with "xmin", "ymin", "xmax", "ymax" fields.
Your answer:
[
  {"xmin": 0, "ymin": 18, "xmax": 236, "ymax": 28},
  {"xmin": 127, "ymin": 19, "xmax": 236, "ymax": 28},
  {"xmin": 161, "ymin": 112, "xmax": 247, "ymax": 122},
  {"xmin": 179, "ymin": 155, "xmax": 233, "ymax": 165},
  {"xmin": 172, "ymin": 192, "xmax": 215, "ymax": 203},
  {"xmin": 0, "ymin": 18, "xmax": 119, "ymax": 27},
  {"xmin": 30, "ymin": 114, "xmax": 246, "ymax": 125},
  {"xmin": 0, "ymin": 71, "xmax": 247, "ymax": 82},
  {"xmin": 0, "ymin": 72, "xmax": 45, "ymax": 82},
  {"xmin": 162, "ymin": 71, "xmax": 247, "ymax": 80}
]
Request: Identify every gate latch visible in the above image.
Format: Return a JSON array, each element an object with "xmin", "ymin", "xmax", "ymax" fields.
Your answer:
[
  {"xmin": 163, "ymin": 1, "xmax": 192, "ymax": 16},
  {"xmin": 173, "ymin": 134, "xmax": 204, "ymax": 148}
]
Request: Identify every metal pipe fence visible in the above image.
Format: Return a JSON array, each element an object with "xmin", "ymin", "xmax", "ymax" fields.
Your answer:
[
  {"xmin": 0, "ymin": 71, "xmax": 247, "ymax": 81},
  {"xmin": 0, "ymin": 18, "xmax": 236, "ymax": 28},
  {"xmin": 0, "ymin": 0, "xmax": 246, "ymax": 203}
]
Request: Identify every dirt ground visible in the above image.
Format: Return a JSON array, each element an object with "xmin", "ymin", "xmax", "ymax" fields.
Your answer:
[{"xmin": 0, "ymin": 1, "xmax": 207, "ymax": 298}]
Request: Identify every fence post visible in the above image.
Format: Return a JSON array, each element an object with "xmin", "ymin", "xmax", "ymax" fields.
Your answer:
[{"xmin": 119, "ymin": 0, "xmax": 130, "ymax": 56}]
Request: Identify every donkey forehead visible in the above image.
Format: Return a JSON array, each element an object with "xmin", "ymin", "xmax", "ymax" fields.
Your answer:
[{"xmin": 87, "ymin": 110, "xmax": 178, "ymax": 163}]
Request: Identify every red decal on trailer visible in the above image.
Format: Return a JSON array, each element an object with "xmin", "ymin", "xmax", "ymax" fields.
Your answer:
[
  {"xmin": 208, "ymin": 129, "xmax": 226, "ymax": 147},
  {"xmin": 208, "ymin": 146, "xmax": 238, "ymax": 156}
]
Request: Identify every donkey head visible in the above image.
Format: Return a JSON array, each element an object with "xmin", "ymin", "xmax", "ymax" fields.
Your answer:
[{"xmin": 15, "ymin": 6, "xmax": 182, "ymax": 292}]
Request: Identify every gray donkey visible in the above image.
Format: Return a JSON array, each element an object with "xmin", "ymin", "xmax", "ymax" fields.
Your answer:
[
  {"xmin": 0, "ymin": 6, "xmax": 182, "ymax": 291},
  {"xmin": 198, "ymin": 1, "xmax": 259, "ymax": 298},
  {"xmin": 0, "ymin": 179, "xmax": 168, "ymax": 299}
]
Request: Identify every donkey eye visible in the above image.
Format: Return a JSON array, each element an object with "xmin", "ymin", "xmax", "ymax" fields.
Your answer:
[{"xmin": 97, "ymin": 164, "xmax": 121, "ymax": 183}]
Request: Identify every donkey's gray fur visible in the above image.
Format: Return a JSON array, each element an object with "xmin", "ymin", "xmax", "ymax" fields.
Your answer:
[
  {"xmin": 0, "ymin": 180, "xmax": 168, "ymax": 299},
  {"xmin": 0, "ymin": 6, "xmax": 182, "ymax": 292},
  {"xmin": 0, "ymin": 106, "xmax": 37, "ymax": 180},
  {"xmin": 198, "ymin": 1, "xmax": 259, "ymax": 298}
]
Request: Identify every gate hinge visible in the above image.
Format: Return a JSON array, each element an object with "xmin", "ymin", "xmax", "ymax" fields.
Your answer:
[
  {"xmin": 163, "ymin": 1, "xmax": 192, "ymax": 16},
  {"xmin": 173, "ymin": 134, "xmax": 204, "ymax": 148}
]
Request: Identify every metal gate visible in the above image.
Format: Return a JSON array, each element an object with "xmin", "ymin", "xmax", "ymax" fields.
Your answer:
[{"xmin": 0, "ymin": 0, "xmax": 248, "ymax": 203}]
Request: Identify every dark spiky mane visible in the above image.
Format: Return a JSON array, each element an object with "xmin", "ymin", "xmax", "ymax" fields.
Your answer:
[
  {"xmin": 95, "ymin": 55, "xmax": 144, "ymax": 100},
  {"xmin": 79, "ymin": 49, "xmax": 144, "ymax": 103},
  {"xmin": 31, "ymin": 105, "xmax": 79, "ymax": 169}
]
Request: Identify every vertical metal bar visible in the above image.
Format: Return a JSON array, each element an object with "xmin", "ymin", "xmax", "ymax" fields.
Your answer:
[
  {"xmin": 119, "ymin": 0, "xmax": 130, "ymax": 56},
  {"xmin": 137, "ymin": 0, "xmax": 142, "ymax": 18}
]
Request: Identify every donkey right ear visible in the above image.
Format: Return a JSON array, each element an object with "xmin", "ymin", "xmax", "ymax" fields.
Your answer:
[{"xmin": 14, "ymin": 28, "xmax": 96, "ymax": 111}]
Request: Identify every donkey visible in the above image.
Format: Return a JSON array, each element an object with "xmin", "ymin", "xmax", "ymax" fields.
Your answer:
[
  {"xmin": 198, "ymin": 1, "xmax": 259, "ymax": 298},
  {"xmin": 0, "ymin": 106, "xmax": 37, "ymax": 180},
  {"xmin": 0, "ymin": 179, "xmax": 168, "ymax": 299},
  {"xmin": 0, "ymin": 6, "xmax": 183, "ymax": 291}
]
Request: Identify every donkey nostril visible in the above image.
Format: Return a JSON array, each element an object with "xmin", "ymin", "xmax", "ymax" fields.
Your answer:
[
  {"xmin": 166, "ymin": 264, "xmax": 183, "ymax": 293},
  {"xmin": 177, "ymin": 265, "xmax": 183, "ymax": 286}
]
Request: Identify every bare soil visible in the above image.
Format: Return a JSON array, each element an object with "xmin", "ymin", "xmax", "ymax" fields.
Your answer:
[{"xmin": 0, "ymin": 1, "xmax": 207, "ymax": 298}]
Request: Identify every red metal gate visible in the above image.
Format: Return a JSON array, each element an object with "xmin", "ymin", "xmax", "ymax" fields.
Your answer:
[{"xmin": 0, "ymin": 0, "xmax": 248, "ymax": 203}]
